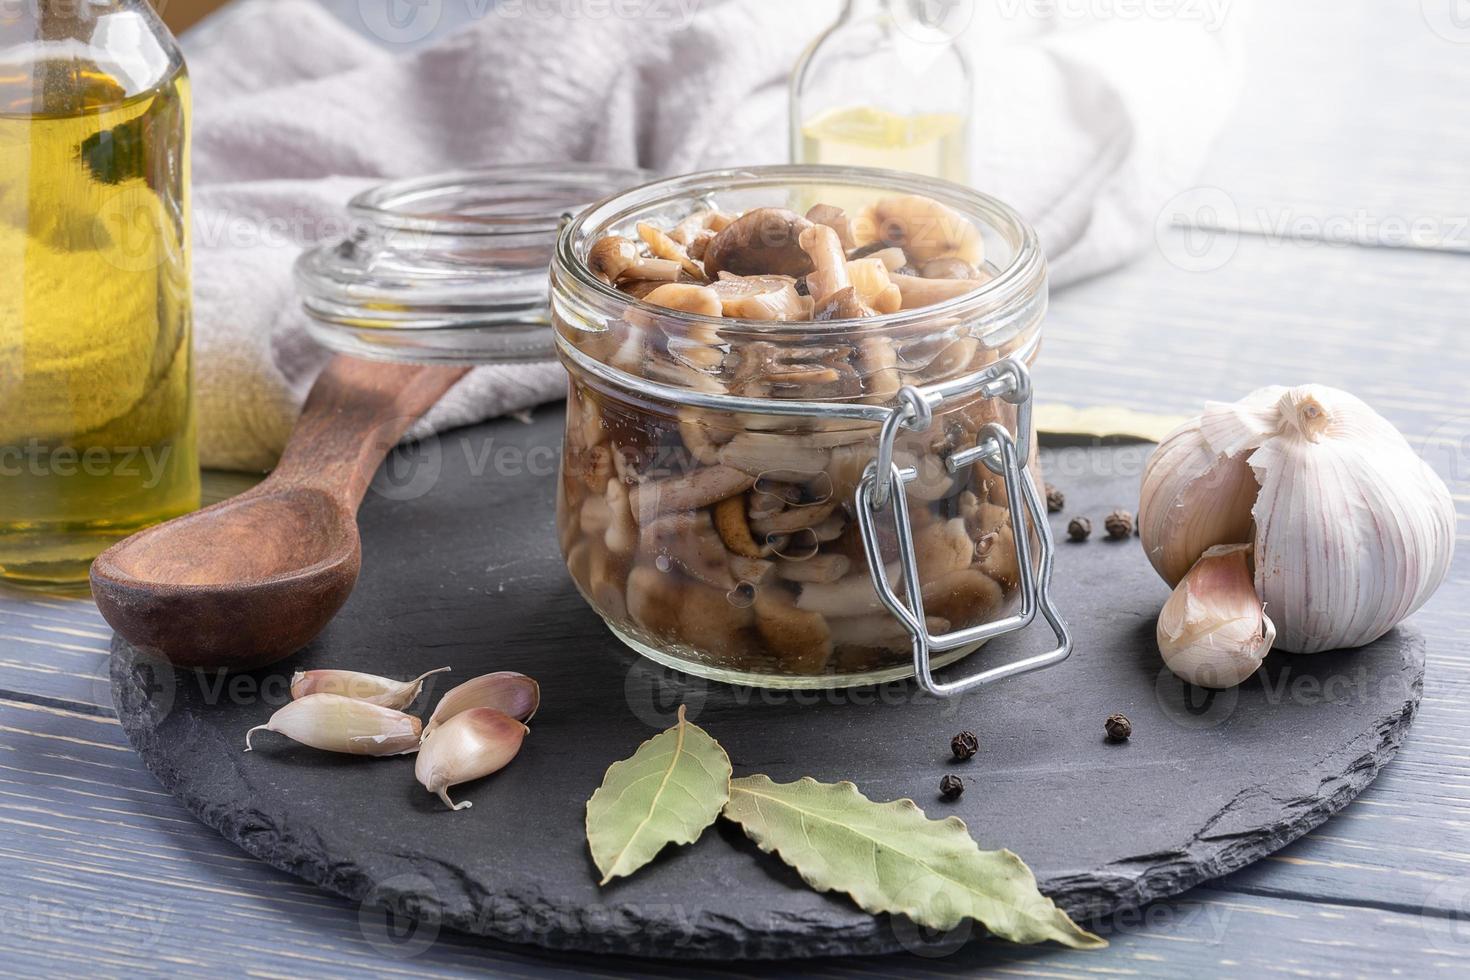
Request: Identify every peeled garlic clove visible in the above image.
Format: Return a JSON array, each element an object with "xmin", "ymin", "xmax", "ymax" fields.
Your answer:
[
  {"xmin": 244, "ymin": 694, "xmax": 422, "ymax": 755},
  {"xmin": 416, "ymin": 708, "xmax": 529, "ymax": 811},
  {"xmin": 290, "ymin": 666, "xmax": 450, "ymax": 710},
  {"xmin": 423, "ymin": 671, "xmax": 540, "ymax": 737},
  {"xmin": 1157, "ymin": 544, "xmax": 1275, "ymax": 689}
]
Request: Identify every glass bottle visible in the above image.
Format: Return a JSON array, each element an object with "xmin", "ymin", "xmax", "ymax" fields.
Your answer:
[
  {"xmin": 791, "ymin": 0, "xmax": 973, "ymax": 184},
  {"xmin": 0, "ymin": 0, "xmax": 197, "ymax": 586}
]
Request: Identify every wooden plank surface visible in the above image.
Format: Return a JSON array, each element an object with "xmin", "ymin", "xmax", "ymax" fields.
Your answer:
[
  {"xmin": 1195, "ymin": 0, "xmax": 1470, "ymax": 250},
  {"xmin": 4, "ymin": 0, "xmax": 1470, "ymax": 974}
]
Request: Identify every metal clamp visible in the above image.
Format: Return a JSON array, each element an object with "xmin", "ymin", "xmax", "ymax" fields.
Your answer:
[{"xmin": 854, "ymin": 358, "xmax": 1073, "ymax": 698}]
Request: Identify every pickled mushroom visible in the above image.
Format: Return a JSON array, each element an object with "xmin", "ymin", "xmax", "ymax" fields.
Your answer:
[
  {"xmin": 891, "ymin": 272, "xmax": 984, "ymax": 310},
  {"xmin": 805, "ymin": 203, "xmax": 856, "ymax": 250},
  {"xmin": 853, "ymin": 194, "xmax": 985, "ymax": 266},
  {"xmin": 709, "ymin": 274, "xmax": 811, "ymax": 320},
  {"xmin": 588, "ymin": 234, "xmax": 681, "ymax": 285},
  {"xmin": 637, "ymin": 222, "xmax": 705, "ymax": 280},
  {"xmin": 798, "ymin": 223, "xmax": 851, "ymax": 305},
  {"xmin": 641, "ymin": 282, "xmax": 722, "ymax": 317},
  {"xmin": 701, "ymin": 208, "xmax": 815, "ymax": 280}
]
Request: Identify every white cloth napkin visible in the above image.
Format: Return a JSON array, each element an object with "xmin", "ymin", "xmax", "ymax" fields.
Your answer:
[{"xmin": 184, "ymin": 0, "xmax": 1241, "ymax": 471}]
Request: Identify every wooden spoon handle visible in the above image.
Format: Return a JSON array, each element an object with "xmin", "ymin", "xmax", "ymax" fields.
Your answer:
[{"xmin": 271, "ymin": 355, "xmax": 470, "ymax": 512}]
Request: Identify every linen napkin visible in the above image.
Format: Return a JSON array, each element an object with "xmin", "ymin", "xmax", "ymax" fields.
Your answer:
[{"xmin": 183, "ymin": 0, "xmax": 1241, "ymax": 471}]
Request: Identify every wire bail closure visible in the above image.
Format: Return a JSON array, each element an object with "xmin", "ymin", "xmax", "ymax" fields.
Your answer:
[{"xmin": 856, "ymin": 357, "xmax": 1073, "ymax": 698}]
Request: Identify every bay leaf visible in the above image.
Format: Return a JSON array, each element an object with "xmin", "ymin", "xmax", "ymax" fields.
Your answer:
[
  {"xmin": 723, "ymin": 775, "xmax": 1105, "ymax": 949},
  {"xmin": 586, "ymin": 705, "xmax": 731, "ymax": 885}
]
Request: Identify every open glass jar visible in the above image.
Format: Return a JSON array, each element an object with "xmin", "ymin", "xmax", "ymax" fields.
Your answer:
[{"xmin": 552, "ymin": 166, "xmax": 1071, "ymax": 691}]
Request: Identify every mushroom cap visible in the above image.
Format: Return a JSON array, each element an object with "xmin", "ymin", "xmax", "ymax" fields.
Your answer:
[
  {"xmin": 805, "ymin": 203, "xmax": 856, "ymax": 250},
  {"xmin": 702, "ymin": 208, "xmax": 816, "ymax": 280},
  {"xmin": 587, "ymin": 235, "xmax": 640, "ymax": 284},
  {"xmin": 854, "ymin": 195, "xmax": 984, "ymax": 266},
  {"xmin": 813, "ymin": 285, "xmax": 876, "ymax": 321}
]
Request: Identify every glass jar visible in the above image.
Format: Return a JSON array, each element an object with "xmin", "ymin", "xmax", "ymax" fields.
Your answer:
[
  {"xmin": 295, "ymin": 164, "xmax": 648, "ymax": 363},
  {"xmin": 0, "ymin": 0, "xmax": 197, "ymax": 585},
  {"xmin": 551, "ymin": 166, "xmax": 1070, "ymax": 691}
]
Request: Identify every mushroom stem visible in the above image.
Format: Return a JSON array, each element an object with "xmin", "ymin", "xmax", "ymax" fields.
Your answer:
[
  {"xmin": 638, "ymin": 222, "xmax": 706, "ymax": 280},
  {"xmin": 629, "ymin": 465, "xmax": 755, "ymax": 524},
  {"xmin": 891, "ymin": 272, "xmax": 983, "ymax": 309},
  {"xmin": 799, "ymin": 223, "xmax": 851, "ymax": 305},
  {"xmin": 623, "ymin": 258, "xmax": 682, "ymax": 282}
]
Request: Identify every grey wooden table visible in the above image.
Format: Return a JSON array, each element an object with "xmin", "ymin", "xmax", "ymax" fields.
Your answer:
[{"xmin": 5, "ymin": 2, "xmax": 1470, "ymax": 975}]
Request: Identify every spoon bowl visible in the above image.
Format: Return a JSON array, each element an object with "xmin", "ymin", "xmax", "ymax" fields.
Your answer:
[
  {"xmin": 92, "ymin": 357, "xmax": 467, "ymax": 670},
  {"xmin": 92, "ymin": 489, "xmax": 363, "ymax": 670}
]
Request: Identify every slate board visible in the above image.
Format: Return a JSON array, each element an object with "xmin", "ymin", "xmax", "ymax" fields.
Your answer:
[{"xmin": 111, "ymin": 407, "xmax": 1423, "ymax": 959}]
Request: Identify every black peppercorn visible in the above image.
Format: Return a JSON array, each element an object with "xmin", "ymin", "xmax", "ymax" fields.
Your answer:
[
  {"xmin": 950, "ymin": 730, "xmax": 979, "ymax": 760},
  {"xmin": 1105, "ymin": 713, "xmax": 1133, "ymax": 742},
  {"xmin": 939, "ymin": 774, "xmax": 965, "ymax": 800},
  {"xmin": 1104, "ymin": 510, "xmax": 1134, "ymax": 540},
  {"xmin": 1067, "ymin": 516, "xmax": 1092, "ymax": 542},
  {"xmin": 1045, "ymin": 483, "xmax": 1065, "ymax": 513}
]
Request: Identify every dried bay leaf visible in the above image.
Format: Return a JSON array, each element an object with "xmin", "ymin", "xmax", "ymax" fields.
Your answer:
[
  {"xmin": 723, "ymin": 775, "xmax": 1105, "ymax": 949},
  {"xmin": 586, "ymin": 705, "xmax": 731, "ymax": 885}
]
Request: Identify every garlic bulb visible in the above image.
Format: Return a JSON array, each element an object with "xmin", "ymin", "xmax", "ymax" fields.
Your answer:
[
  {"xmin": 1141, "ymin": 384, "xmax": 1455, "ymax": 653},
  {"xmin": 1158, "ymin": 544, "xmax": 1276, "ymax": 688}
]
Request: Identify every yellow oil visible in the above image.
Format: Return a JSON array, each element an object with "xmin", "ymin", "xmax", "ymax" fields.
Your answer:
[
  {"xmin": 799, "ymin": 106, "xmax": 968, "ymax": 183},
  {"xmin": 0, "ymin": 65, "xmax": 198, "ymax": 586}
]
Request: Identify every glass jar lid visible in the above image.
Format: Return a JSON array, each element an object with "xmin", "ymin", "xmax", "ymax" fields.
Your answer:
[{"xmin": 295, "ymin": 163, "xmax": 652, "ymax": 363}]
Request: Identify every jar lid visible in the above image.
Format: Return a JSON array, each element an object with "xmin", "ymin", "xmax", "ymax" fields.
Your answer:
[{"xmin": 295, "ymin": 163, "xmax": 652, "ymax": 363}]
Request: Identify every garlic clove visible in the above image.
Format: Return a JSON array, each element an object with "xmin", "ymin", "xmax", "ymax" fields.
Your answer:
[
  {"xmin": 244, "ymin": 693, "xmax": 422, "ymax": 755},
  {"xmin": 1139, "ymin": 417, "xmax": 1260, "ymax": 587},
  {"xmin": 423, "ymin": 671, "xmax": 540, "ymax": 737},
  {"xmin": 415, "ymin": 707, "xmax": 529, "ymax": 811},
  {"xmin": 289, "ymin": 666, "xmax": 450, "ymax": 710},
  {"xmin": 1197, "ymin": 384, "xmax": 1288, "ymax": 458},
  {"xmin": 1157, "ymin": 544, "xmax": 1275, "ymax": 689}
]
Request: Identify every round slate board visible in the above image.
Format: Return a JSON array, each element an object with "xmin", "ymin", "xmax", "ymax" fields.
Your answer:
[{"xmin": 111, "ymin": 408, "xmax": 1423, "ymax": 959}]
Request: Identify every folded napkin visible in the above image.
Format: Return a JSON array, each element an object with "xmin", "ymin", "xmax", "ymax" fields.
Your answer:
[{"xmin": 184, "ymin": 0, "xmax": 1240, "ymax": 471}]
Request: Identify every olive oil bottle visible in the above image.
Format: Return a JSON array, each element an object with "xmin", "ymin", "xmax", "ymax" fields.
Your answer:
[
  {"xmin": 0, "ymin": 1, "xmax": 197, "ymax": 586},
  {"xmin": 791, "ymin": 0, "xmax": 973, "ymax": 185}
]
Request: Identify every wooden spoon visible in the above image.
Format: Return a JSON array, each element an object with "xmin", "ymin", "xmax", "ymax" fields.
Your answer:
[{"xmin": 92, "ymin": 356, "xmax": 470, "ymax": 670}]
